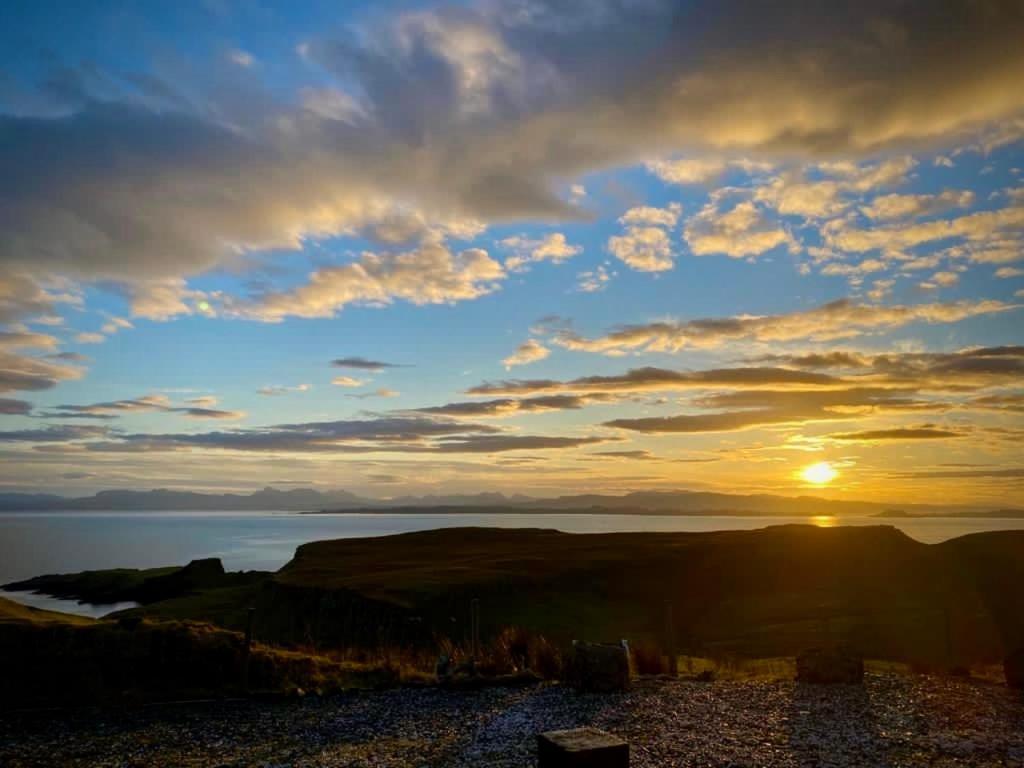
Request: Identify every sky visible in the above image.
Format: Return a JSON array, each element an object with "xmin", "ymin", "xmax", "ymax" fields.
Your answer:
[{"xmin": 0, "ymin": 0, "xmax": 1022, "ymax": 505}]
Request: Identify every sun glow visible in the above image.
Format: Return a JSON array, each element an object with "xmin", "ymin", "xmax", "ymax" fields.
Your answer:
[{"xmin": 801, "ymin": 461, "xmax": 838, "ymax": 485}]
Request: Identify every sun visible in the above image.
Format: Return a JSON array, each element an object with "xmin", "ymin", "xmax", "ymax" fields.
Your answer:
[{"xmin": 801, "ymin": 461, "xmax": 838, "ymax": 485}]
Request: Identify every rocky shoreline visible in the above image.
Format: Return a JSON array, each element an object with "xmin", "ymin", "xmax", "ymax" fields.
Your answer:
[{"xmin": 2, "ymin": 672, "xmax": 1022, "ymax": 767}]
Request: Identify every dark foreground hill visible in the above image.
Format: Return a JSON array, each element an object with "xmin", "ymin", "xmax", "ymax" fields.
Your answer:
[{"xmin": 97, "ymin": 524, "xmax": 1024, "ymax": 669}]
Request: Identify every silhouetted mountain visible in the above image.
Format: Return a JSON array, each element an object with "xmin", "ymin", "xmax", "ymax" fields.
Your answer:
[
  {"xmin": 0, "ymin": 486, "xmax": 1013, "ymax": 516},
  {"xmin": 385, "ymin": 492, "xmax": 535, "ymax": 506},
  {"xmin": 0, "ymin": 487, "xmax": 369, "ymax": 512}
]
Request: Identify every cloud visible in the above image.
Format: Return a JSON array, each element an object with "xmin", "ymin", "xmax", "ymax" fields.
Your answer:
[
  {"xmin": 346, "ymin": 388, "xmax": 400, "ymax": 399},
  {"xmin": 43, "ymin": 393, "xmax": 244, "ymax": 420},
  {"xmin": 619, "ymin": 204, "xmax": 681, "ymax": 229},
  {"xmin": 608, "ymin": 226, "xmax": 674, "ymax": 272},
  {"xmin": 228, "ymin": 242, "xmax": 505, "ymax": 321},
  {"xmin": 0, "ymin": 425, "xmax": 110, "ymax": 443},
  {"xmin": 257, "ymin": 384, "xmax": 312, "ymax": 396},
  {"xmin": 228, "ymin": 49, "xmax": 255, "ymax": 68},
  {"xmin": 589, "ymin": 449, "xmax": 657, "ymax": 460},
  {"xmin": 178, "ymin": 407, "xmax": 245, "ymax": 420},
  {"xmin": 602, "ymin": 387, "xmax": 941, "ymax": 435},
  {"xmin": 0, "ymin": 397, "xmax": 32, "ymax": 415},
  {"xmin": 823, "ymin": 203, "xmax": 1024, "ymax": 255},
  {"xmin": 0, "ymin": 330, "xmax": 59, "ymax": 351},
  {"xmin": 544, "ymin": 298, "xmax": 1017, "ymax": 355},
  {"xmin": 827, "ymin": 427, "xmax": 964, "ymax": 441},
  {"xmin": 575, "ymin": 265, "xmax": 611, "ymax": 293},
  {"xmin": 607, "ymin": 203, "xmax": 681, "ymax": 272},
  {"xmin": 684, "ymin": 200, "xmax": 796, "ymax": 259},
  {"xmin": 503, "ymin": 232, "xmax": 581, "ymax": 271},
  {"xmin": 128, "ymin": 279, "xmax": 210, "ymax": 321},
  {"xmin": 930, "ymin": 270, "xmax": 961, "ymax": 287},
  {"xmin": 860, "ymin": 189, "xmax": 975, "ymax": 221},
  {"xmin": 647, "ymin": 158, "xmax": 773, "ymax": 186},
  {"xmin": 2, "ymin": 1, "xmax": 1024, "ymax": 312},
  {"xmin": 414, "ymin": 393, "xmax": 612, "ymax": 418},
  {"xmin": 0, "ymin": 350, "xmax": 84, "ymax": 393},
  {"xmin": 38, "ymin": 413, "xmax": 612, "ymax": 455},
  {"xmin": 468, "ymin": 366, "xmax": 841, "ymax": 397},
  {"xmin": 330, "ymin": 376, "xmax": 365, "ymax": 388},
  {"xmin": 888, "ymin": 467, "xmax": 1024, "ymax": 479},
  {"xmin": 502, "ymin": 339, "xmax": 550, "ymax": 369},
  {"xmin": 751, "ymin": 157, "xmax": 917, "ymax": 219},
  {"xmin": 647, "ymin": 158, "xmax": 729, "ymax": 186},
  {"xmin": 426, "ymin": 435, "xmax": 611, "ymax": 453},
  {"xmin": 331, "ymin": 356, "xmax": 407, "ymax": 371},
  {"xmin": 0, "ymin": 273, "xmax": 81, "ymax": 326}
]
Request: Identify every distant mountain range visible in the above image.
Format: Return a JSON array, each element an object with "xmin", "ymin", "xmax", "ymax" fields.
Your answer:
[{"xmin": 0, "ymin": 486, "xmax": 1019, "ymax": 517}]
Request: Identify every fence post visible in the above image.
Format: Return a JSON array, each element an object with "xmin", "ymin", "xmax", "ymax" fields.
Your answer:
[
  {"xmin": 470, "ymin": 597, "xmax": 481, "ymax": 671},
  {"xmin": 243, "ymin": 606, "xmax": 255, "ymax": 692},
  {"xmin": 665, "ymin": 601, "xmax": 678, "ymax": 676}
]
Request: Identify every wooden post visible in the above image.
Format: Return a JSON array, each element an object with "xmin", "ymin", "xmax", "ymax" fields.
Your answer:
[
  {"xmin": 470, "ymin": 597, "xmax": 480, "ymax": 669},
  {"xmin": 944, "ymin": 603, "xmax": 953, "ymax": 669},
  {"xmin": 243, "ymin": 607, "xmax": 255, "ymax": 692},
  {"xmin": 665, "ymin": 601, "xmax": 678, "ymax": 676},
  {"xmin": 245, "ymin": 606, "xmax": 256, "ymax": 650}
]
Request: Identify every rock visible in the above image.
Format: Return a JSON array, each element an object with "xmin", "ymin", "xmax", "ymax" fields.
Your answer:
[
  {"xmin": 136, "ymin": 558, "xmax": 226, "ymax": 602},
  {"xmin": 1005, "ymin": 647, "xmax": 1024, "ymax": 689},
  {"xmin": 796, "ymin": 646, "xmax": 864, "ymax": 685},
  {"xmin": 435, "ymin": 653, "xmax": 452, "ymax": 681},
  {"xmin": 568, "ymin": 641, "xmax": 630, "ymax": 693},
  {"xmin": 537, "ymin": 727, "xmax": 629, "ymax": 767}
]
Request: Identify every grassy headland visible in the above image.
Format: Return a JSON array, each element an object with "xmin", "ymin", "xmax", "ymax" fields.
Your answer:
[
  {"xmin": 89, "ymin": 524, "xmax": 1024, "ymax": 671},
  {"xmin": 7, "ymin": 524, "xmax": 1024, "ymax": 699}
]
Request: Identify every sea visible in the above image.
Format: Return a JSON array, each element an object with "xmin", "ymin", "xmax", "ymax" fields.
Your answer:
[{"xmin": 1, "ymin": 510, "xmax": 1022, "ymax": 617}]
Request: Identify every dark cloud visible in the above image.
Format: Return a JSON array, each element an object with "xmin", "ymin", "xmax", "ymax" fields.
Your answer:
[
  {"xmin": 603, "ymin": 387, "xmax": 945, "ymax": 434},
  {"xmin": 43, "ymin": 394, "xmax": 243, "ymax": 420},
  {"xmin": 604, "ymin": 409, "xmax": 808, "ymax": 434},
  {"xmin": 331, "ymin": 357, "xmax": 408, "ymax": 371},
  {"xmin": 888, "ymin": 467, "xmax": 1024, "ymax": 479},
  {"xmin": 177, "ymin": 407, "xmax": 245, "ymax": 420},
  {"xmin": 468, "ymin": 366, "xmax": 839, "ymax": 396},
  {"xmin": 46, "ymin": 351, "xmax": 90, "ymax": 362},
  {"xmin": 828, "ymin": 427, "xmax": 964, "ymax": 441},
  {"xmin": 745, "ymin": 352, "xmax": 871, "ymax": 369},
  {"xmin": 0, "ymin": 397, "xmax": 32, "ymax": 415},
  {"xmin": 428, "ymin": 435, "xmax": 613, "ymax": 453},
  {"xmin": 0, "ymin": 425, "xmax": 109, "ymax": 442},
  {"xmin": 414, "ymin": 393, "xmax": 612, "ymax": 417},
  {"xmin": 0, "ymin": 351, "xmax": 83, "ymax": 393},
  {"xmin": 26, "ymin": 414, "xmax": 612, "ymax": 456},
  {"xmin": 589, "ymin": 450, "xmax": 656, "ymax": 461}
]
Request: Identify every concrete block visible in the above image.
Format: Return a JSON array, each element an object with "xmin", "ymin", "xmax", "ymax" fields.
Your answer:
[{"xmin": 537, "ymin": 727, "xmax": 628, "ymax": 767}]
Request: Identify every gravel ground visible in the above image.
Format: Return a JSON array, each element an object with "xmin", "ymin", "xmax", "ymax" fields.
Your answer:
[{"xmin": 1, "ymin": 673, "xmax": 1022, "ymax": 767}]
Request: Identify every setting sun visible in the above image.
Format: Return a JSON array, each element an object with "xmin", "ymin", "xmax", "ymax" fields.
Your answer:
[{"xmin": 801, "ymin": 461, "xmax": 839, "ymax": 485}]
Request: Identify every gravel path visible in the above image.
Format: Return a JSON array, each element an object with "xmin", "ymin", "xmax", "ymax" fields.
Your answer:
[{"xmin": 2, "ymin": 673, "xmax": 1022, "ymax": 767}]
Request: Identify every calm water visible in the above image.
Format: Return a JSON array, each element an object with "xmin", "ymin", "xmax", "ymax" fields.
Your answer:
[{"xmin": 2, "ymin": 511, "xmax": 1022, "ymax": 617}]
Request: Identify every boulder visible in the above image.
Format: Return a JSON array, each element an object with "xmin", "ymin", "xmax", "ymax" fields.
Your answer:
[
  {"xmin": 538, "ymin": 727, "xmax": 628, "ymax": 767},
  {"xmin": 1005, "ymin": 647, "xmax": 1024, "ymax": 689},
  {"xmin": 568, "ymin": 641, "xmax": 630, "ymax": 693},
  {"xmin": 796, "ymin": 646, "xmax": 864, "ymax": 685}
]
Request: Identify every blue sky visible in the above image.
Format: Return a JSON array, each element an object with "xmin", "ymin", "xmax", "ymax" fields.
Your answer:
[{"xmin": 1, "ymin": 0, "xmax": 1022, "ymax": 505}]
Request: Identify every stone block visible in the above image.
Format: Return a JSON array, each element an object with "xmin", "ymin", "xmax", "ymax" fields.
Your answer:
[{"xmin": 537, "ymin": 727, "xmax": 628, "ymax": 767}]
